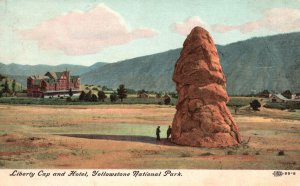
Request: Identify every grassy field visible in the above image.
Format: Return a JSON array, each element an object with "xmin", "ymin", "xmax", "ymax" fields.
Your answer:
[
  {"xmin": 0, "ymin": 104, "xmax": 299, "ymax": 169},
  {"xmin": 0, "ymin": 96, "xmax": 257, "ymax": 107},
  {"xmin": 0, "ymin": 96, "xmax": 178, "ymax": 105}
]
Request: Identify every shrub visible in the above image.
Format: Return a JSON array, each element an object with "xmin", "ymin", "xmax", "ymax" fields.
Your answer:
[
  {"xmin": 164, "ymin": 96, "xmax": 171, "ymax": 105},
  {"xmin": 91, "ymin": 94, "xmax": 98, "ymax": 102},
  {"xmin": 98, "ymin": 91, "xmax": 107, "ymax": 102},
  {"xmin": 85, "ymin": 90, "xmax": 92, "ymax": 101},
  {"xmin": 200, "ymin": 152, "xmax": 214, "ymax": 156},
  {"xmin": 110, "ymin": 92, "xmax": 118, "ymax": 102},
  {"xmin": 68, "ymin": 88, "xmax": 73, "ymax": 97},
  {"xmin": 282, "ymin": 90, "xmax": 292, "ymax": 99},
  {"xmin": 250, "ymin": 99, "xmax": 261, "ymax": 111},
  {"xmin": 278, "ymin": 150, "xmax": 285, "ymax": 156},
  {"xmin": 79, "ymin": 91, "xmax": 86, "ymax": 101},
  {"xmin": 66, "ymin": 97, "xmax": 72, "ymax": 102}
]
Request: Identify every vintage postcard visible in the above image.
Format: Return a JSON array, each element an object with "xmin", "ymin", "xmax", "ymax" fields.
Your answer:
[{"xmin": 0, "ymin": 0, "xmax": 299, "ymax": 185}]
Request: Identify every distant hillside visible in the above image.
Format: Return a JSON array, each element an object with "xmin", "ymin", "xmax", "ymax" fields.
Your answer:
[
  {"xmin": 0, "ymin": 62, "xmax": 107, "ymax": 87},
  {"xmin": 1, "ymin": 32, "xmax": 299, "ymax": 95},
  {"xmin": 0, "ymin": 62, "xmax": 107, "ymax": 76},
  {"xmin": 218, "ymin": 32, "xmax": 300, "ymax": 95},
  {"xmin": 81, "ymin": 49, "xmax": 180, "ymax": 92},
  {"xmin": 81, "ymin": 32, "xmax": 300, "ymax": 95}
]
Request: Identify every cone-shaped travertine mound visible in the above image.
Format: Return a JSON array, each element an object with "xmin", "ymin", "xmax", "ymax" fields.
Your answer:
[{"xmin": 171, "ymin": 27, "xmax": 241, "ymax": 147}]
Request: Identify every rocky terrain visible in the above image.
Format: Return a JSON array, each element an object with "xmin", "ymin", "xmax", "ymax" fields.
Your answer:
[{"xmin": 171, "ymin": 27, "xmax": 241, "ymax": 147}]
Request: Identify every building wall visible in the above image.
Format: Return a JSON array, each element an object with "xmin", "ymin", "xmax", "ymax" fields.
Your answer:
[{"xmin": 27, "ymin": 71, "xmax": 80, "ymax": 97}]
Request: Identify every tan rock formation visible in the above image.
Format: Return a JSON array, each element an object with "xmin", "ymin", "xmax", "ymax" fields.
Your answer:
[{"xmin": 171, "ymin": 26, "xmax": 241, "ymax": 147}]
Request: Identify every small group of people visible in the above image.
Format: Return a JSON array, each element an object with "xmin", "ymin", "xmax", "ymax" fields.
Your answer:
[{"xmin": 156, "ymin": 125, "xmax": 172, "ymax": 141}]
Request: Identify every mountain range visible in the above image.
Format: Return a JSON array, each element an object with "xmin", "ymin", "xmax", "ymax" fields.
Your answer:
[{"xmin": 1, "ymin": 32, "xmax": 299, "ymax": 95}]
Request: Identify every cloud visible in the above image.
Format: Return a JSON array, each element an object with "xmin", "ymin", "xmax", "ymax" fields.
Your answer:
[
  {"xmin": 171, "ymin": 16, "xmax": 207, "ymax": 35},
  {"xmin": 212, "ymin": 8, "xmax": 300, "ymax": 33},
  {"xmin": 18, "ymin": 4, "xmax": 157, "ymax": 55}
]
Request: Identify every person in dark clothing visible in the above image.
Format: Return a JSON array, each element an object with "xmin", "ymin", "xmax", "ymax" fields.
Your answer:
[
  {"xmin": 167, "ymin": 125, "xmax": 172, "ymax": 140},
  {"xmin": 156, "ymin": 126, "xmax": 161, "ymax": 141}
]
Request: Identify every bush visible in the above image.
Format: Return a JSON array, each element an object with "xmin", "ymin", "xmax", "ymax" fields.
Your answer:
[
  {"xmin": 164, "ymin": 96, "xmax": 171, "ymax": 105},
  {"xmin": 110, "ymin": 92, "xmax": 118, "ymax": 102},
  {"xmin": 85, "ymin": 91, "xmax": 92, "ymax": 101},
  {"xmin": 250, "ymin": 99, "xmax": 261, "ymax": 111},
  {"xmin": 66, "ymin": 97, "xmax": 72, "ymax": 102},
  {"xmin": 200, "ymin": 152, "xmax": 214, "ymax": 156},
  {"xmin": 98, "ymin": 91, "xmax": 107, "ymax": 102},
  {"xmin": 282, "ymin": 90, "xmax": 292, "ymax": 99},
  {"xmin": 91, "ymin": 94, "xmax": 98, "ymax": 102},
  {"xmin": 68, "ymin": 88, "xmax": 73, "ymax": 97},
  {"xmin": 278, "ymin": 150, "xmax": 285, "ymax": 156},
  {"xmin": 79, "ymin": 91, "xmax": 86, "ymax": 101}
]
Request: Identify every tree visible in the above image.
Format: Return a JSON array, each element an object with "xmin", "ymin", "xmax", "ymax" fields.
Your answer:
[
  {"xmin": 91, "ymin": 94, "xmax": 98, "ymax": 102},
  {"xmin": 79, "ymin": 91, "xmax": 86, "ymax": 101},
  {"xmin": 97, "ymin": 90, "xmax": 107, "ymax": 102},
  {"xmin": 2, "ymin": 79, "xmax": 10, "ymax": 97},
  {"xmin": 12, "ymin": 79, "xmax": 16, "ymax": 93},
  {"xmin": 250, "ymin": 99, "xmax": 261, "ymax": 111},
  {"xmin": 85, "ymin": 90, "xmax": 92, "ymax": 101},
  {"xmin": 68, "ymin": 88, "xmax": 73, "ymax": 97},
  {"xmin": 117, "ymin": 84, "xmax": 127, "ymax": 102},
  {"xmin": 282, "ymin": 90, "xmax": 292, "ymax": 99},
  {"xmin": 169, "ymin": 92, "xmax": 178, "ymax": 99},
  {"xmin": 164, "ymin": 95, "xmax": 171, "ymax": 105},
  {"xmin": 110, "ymin": 92, "xmax": 118, "ymax": 102},
  {"xmin": 257, "ymin": 89, "xmax": 270, "ymax": 98}
]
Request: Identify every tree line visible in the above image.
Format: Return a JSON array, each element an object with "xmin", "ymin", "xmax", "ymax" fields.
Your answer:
[{"xmin": 77, "ymin": 84, "xmax": 127, "ymax": 103}]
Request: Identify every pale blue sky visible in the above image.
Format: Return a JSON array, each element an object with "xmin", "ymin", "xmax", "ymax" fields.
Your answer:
[{"xmin": 0, "ymin": 0, "xmax": 299, "ymax": 66}]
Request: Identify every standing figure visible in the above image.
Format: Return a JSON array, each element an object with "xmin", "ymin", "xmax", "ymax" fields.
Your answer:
[
  {"xmin": 167, "ymin": 126, "xmax": 172, "ymax": 140},
  {"xmin": 156, "ymin": 126, "xmax": 161, "ymax": 141}
]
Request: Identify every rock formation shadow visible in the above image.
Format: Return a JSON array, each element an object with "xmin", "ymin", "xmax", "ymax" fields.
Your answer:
[{"xmin": 57, "ymin": 134, "xmax": 176, "ymax": 146}]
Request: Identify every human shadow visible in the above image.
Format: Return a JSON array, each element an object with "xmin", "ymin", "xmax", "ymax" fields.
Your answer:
[{"xmin": 57, "ymin": 134, "xmax": 176, "ymax": 146}]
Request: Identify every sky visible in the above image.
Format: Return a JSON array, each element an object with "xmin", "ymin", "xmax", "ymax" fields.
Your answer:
[{"xmin": 0, "ymin": 0, "xmax": 300, "ymax": 66}]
